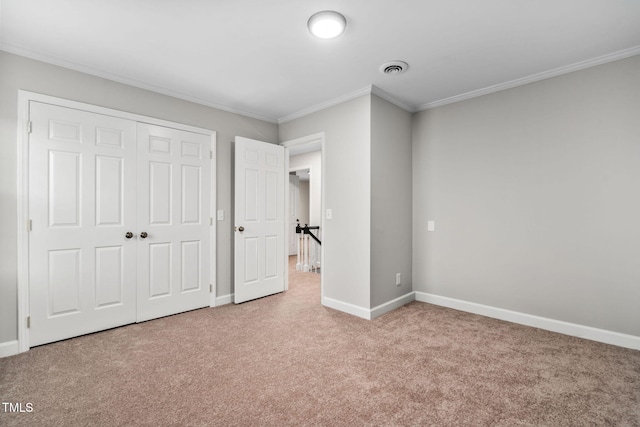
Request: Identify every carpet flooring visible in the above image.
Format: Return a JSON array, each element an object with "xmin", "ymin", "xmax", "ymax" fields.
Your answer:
[{"xmin": 1, "ymin": 257, "xmax": 639, "ymax": 426}]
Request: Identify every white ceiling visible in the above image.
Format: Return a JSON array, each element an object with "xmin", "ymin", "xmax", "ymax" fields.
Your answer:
[{"xmin": 1, "ymin": 0, "xmax": 639, "ymax": 123}]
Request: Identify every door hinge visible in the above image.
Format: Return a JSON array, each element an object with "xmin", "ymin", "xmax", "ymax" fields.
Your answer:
[
  {"xmin": 27, "ymin": 121, "xmax": 32, "ymax": 134},
  {"xmin": 210, "ymin": 150, "xmax": 213, "ymax": 160},
  {"xmin": 27, "ymin": 316, "xmax": 31, "ymax": 328},
  {"xmin": 210, "ymin": 217, "xmax": 213, "ymax": 226},
  {"xmin": 209, "ymin": 284, "xmax": 213, "ymax": 293},
  {"xmin": 27, "ymin": 219, "xmax": 32, "ymax": 232}
]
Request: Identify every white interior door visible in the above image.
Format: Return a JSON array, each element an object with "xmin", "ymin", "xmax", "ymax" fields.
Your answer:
[
  {"xmin": 289, "ymin": 174, "xmax": 299, "ymax": 256},
  {"xmin": 28, "ymin": 102, "xmax": 138, "ymax": 347},
  {"xmin": 234, "ymin": 137, "xmax": 285, "ymax": 303},
  {"xmin": 136, "ymin": 123, "xmax": 211, "ymax": 321}
]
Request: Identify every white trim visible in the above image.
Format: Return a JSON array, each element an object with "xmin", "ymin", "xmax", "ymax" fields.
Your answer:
[
  {"xmin": 288, "ymin": 164, "xmax": 315, "ymax": 174},
  {"xmin": 17, "ymin": 91, "xmax": 31, "ymax": 353},
  {"xmin": 278, "ymin": 86, "xmax": 373, "ymax": 124},
  {"xmin": 322, "ymin": 293, "xmax": 415, "ymax": 321},
  {"xmin": 215, "ymin": 294, "xmax": 234, "ymax": 306},
  {"xmin": 284, "ymin": 151, "xmax": 290, "ymax": 291},
  {"xmin": 0, "ymin": 340, "xmax": 20, "ymax": 358},
  {"xmin": 19, "ymin": 91, "xmax": 216, "ymax": 136},
  {"xmin": 320, "ymin": 134, "xmax": 325, "ymax": 303},
  {"xmin": 370, "ymin": 86, "xmax": 415, "ymax": 113},
  {"xmin": 17, "ymin": 90, "xmax": 217, "ymax": 353},
  {"xmin": 414, "ymin": 292, "xmax": 640, "ymax": 351},
  {"xmin": 277, "ymin": 48, "xmax": 640, "ymax": 122},
  {"xmin": 1, "ymin": 43, "xmax": 278, "ymax": 124},
  {"xmin": 280, "ymin": 132, "xmax": 324, "ymax": 148},
  {"xmin": 278, "ymin": 85, "xmax": 416, "ymax": 124},
  {"xmin": 370, "ymin": 292, "xmax": 416, "ymax": 319},
  {"xmin": 416, "ymin": 46, "xmax": 640, "ymax": 111},
  {"xmin": 209, "ymin": 137, "xmax": 217, "ymax": 307},
  {"xmin": 6, "ymin": 43, "xmax": 637, "ymax": 125},
  {"xmin": 322, "ymin": 297, "xmax": 371, "ymax": 320}
]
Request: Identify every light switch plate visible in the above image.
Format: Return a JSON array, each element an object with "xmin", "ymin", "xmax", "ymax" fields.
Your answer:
[
  {"xmin": 326, "ymin": 209, "xmax": 333, "ymax": 220},
  {"xmin": 427, "ymin": 220, "xmax": 435, "ymax": 232},
  {"xmin": 217, "ymin": 210, "xmax": 224, "ymax": 221}
]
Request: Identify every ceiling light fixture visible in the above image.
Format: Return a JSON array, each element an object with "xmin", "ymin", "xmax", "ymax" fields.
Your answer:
[{"xmin": 308, "ymin": 10, "xmax": 347, "ymax": 39}]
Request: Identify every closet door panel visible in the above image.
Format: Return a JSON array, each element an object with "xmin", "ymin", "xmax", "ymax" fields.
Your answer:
[
  {"xmin": 136, "ymin": 123, "xmax": 211, "ymax": 322},
  {"xmin": 29, "ymin": 102, "xmax": 137, "ymax": 347}
]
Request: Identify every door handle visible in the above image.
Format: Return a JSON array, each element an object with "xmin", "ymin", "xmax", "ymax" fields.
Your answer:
[
  {"xmin": 140, "ymin": 232, "xmax": 148, "ymax": 239},
  {"xmin": 238, "ymin": 226, "xmax": 245, "ymax": 232},
  {"xmin": 125, "ymin": 232, "xmax": 134, "ymax": 239}
]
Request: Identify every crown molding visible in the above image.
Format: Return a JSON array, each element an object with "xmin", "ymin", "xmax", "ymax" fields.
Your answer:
[
  {"xmin": 278, "ymin": 84, "xmax": 416, "ymax": 124},
  {"xmin": 5, "ymin": 42, "xmax": 638, "ymax": 124},
  {"xmin": 279, "ymin": 46, "xmax": 640, "ymax": 121},
  {"xmin": 416, "ymin": 46, "xmax": 640, "ymax": 111},
  {"xmin": 370, "ymin": 86, "xmax": 416, "ymax": 112},
  {"xmin": 0, "ymin": 43, "xmax": 279, "ymax": 124},
  {"xmin": 277, "ymin": 86, "xmax": 373, "ymax": 124}
]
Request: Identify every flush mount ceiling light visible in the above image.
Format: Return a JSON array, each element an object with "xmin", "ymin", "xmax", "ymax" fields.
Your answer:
[
  {"xmin": 379, "ymin": 60, "xmax": 409, "ymax": 75},
  {"xmin": 308, "ymin": 10, "xmax": 347, "ymax": 39}
]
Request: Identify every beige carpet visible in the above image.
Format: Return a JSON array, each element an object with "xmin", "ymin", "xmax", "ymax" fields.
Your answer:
[{"xmin": 1, "ymin": 257, "xmax": 639, "ymax": 426}]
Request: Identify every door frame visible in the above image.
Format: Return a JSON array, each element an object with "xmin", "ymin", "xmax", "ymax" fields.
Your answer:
[
  {"xmin": 281, "ymin": 132, "xmax": 325, "ymax": 298},
  {"xmin": 287, "ymin": 173, "xmax": 301, "ymax": 257},
  {"xmin": 16, "ymin": 90, "xmax": 217, "ymax": 353}
]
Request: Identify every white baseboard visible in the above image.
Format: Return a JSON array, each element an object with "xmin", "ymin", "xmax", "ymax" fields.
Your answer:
[
  {"xmin": 322, "ymin": 292, "xmax": 415, "ymax": 320},
  {"xmin": 0, "ymin": 340, "xmax": 20, "ymax": 358},
  {"xmin": 322, "ymin": 297, "xmax": 371, "ymax": 320},
  {"xmin": 414, "ymin": 291, "xmax": 640, "ymax": 351},
  {"xmin": 216, "ymin": 293, "xmax": 234, "ymax": 306},
  {"xmin": 370, "ymin": 292, "xmax": 416, "ymax": 319}
]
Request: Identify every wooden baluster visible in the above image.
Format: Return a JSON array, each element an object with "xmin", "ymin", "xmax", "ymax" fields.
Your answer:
[
  {"xmin": 296, "ymin": 231, "xmax": 302, "ymax": 271},
  {"xmin": 303, "ymin": 232, "xmax": 310, "ymax": 272}
]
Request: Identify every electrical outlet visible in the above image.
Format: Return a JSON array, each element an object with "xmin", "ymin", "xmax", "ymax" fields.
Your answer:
[{"xmin": 395, "ymin": 273, "xmax": 401, "ymax": 286}]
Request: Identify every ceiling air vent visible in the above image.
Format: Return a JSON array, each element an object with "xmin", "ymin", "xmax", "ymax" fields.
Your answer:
[{"xmin": 379, "ymin": 61, "xmax": 408, "ymax": 75}]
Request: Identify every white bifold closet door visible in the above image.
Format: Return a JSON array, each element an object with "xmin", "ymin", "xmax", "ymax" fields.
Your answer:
[{"xmin": 28, "ymin": 102, "xmax": 210, "ymax": 347}]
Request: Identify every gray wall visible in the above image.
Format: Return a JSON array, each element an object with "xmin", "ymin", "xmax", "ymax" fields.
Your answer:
[
  {"xmin": 370, "ymin": 95, "xmax": 413, "ymax": 307},
  {"xmin": 4, "ymin": 48, "xmax": 637, "ymax": 345},
  {"xmin": 280, "ymin": 95, "xmax": 372, "ymax": 309},
  {"xmin": 412, "ymin": 56, "xmax": 640, "ymax": 336},
  {"xmin": 0, "ymin": 51, "xmax": 278, "ymax": 344}
]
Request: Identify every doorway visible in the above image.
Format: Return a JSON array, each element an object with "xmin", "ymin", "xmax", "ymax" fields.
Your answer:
[{"xmin": 282, "ymin": 133, "xmax": 324, "ymax": 298}]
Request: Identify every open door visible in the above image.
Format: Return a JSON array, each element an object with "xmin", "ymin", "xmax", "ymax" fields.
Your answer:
[{"xmin": 234, "ymin": 137, "xmax": 286, "ymax": 303}]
